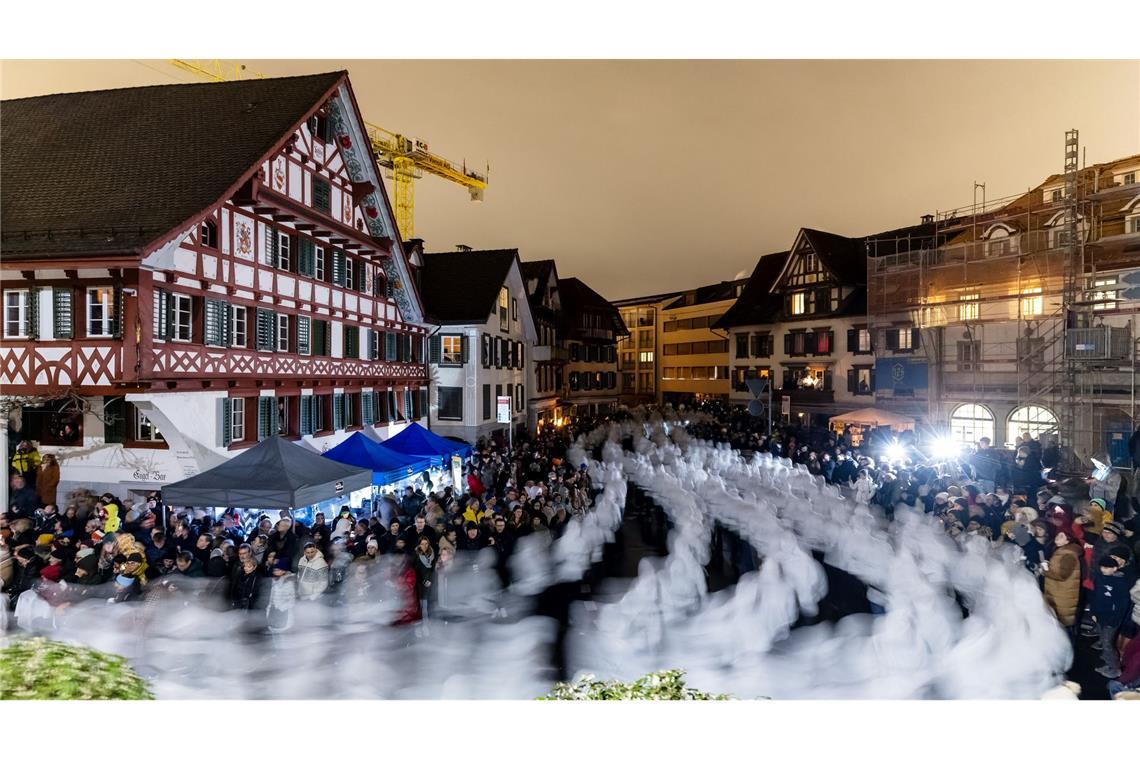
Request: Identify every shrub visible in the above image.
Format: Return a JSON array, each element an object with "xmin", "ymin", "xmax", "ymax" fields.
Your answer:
[
  {"xmin": 1, "ymin": 637, "xmax": 153, "ymax": 700},
  {"xmin": 541, "ymin": 669, "xmax": 730, "ymax": 700}
]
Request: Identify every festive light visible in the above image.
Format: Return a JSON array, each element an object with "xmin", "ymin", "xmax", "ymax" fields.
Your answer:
[{"xmin": 930, "ymin": 437, "xmax": 961, "ymax": 461}]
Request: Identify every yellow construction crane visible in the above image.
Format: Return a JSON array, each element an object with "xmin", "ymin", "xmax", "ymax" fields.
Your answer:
[{"xmin": 169, "ymin": 59, "xmax": 488, "ymax": 239}]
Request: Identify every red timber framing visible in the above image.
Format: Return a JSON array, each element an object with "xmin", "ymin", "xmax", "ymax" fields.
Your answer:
[{"xmin": 1, "ymin": 73, "xmax": 429, "ymax": 401}]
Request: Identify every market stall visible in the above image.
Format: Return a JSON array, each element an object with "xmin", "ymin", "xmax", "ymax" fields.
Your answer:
[
  {"xmin": 161, "ymin": 435, "xmax": 372, "ymax": 509},
  {"xmin": 322, "ymin": 431, "xmax": 433, "ymax": 486},
  {"xmin": 829, "ymin": 408, "xmax": 915, "ymax": 446},
  {"xmin": 378, "ymin": 422, "xmax": 473, "ymax": 466}
]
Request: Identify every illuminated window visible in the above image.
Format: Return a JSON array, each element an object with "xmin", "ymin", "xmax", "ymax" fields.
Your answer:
[
  {"xmin": 639, "ymin": 351, "xmax": 654, "ymax": 363},
  {"xmin": 1007, "ymin": 405, "xmax": 1057, "ymax": 444},
  {"xmin": 949, "ymin": 403, "xmax": 994, "ymax": 446},
  {"xmin": 1019, "ymin": 287, "xmax": 1043, "ymax": 317},
  {"xmin": 87, "ymin": 287, "xmax": 117, "ymax": 337},
  {"xmin": 897, "ymin": 328, "xmax": 913, "ymax": 350},
  {"xmin": 499, "ymin": 287, "xmax": 509, "ymax": 331},
  {"xmin": 441, "ymin": 334, "xmax": 464, "ymax": 364},
  {"xmin": 791, "ymin": 291, "xmax": 806, "ymax": 315},
  {"xmin": 857, "ymin": 329, "xmax": 872, "ymax": 353},
  {"xmin": 959, "ymin": 292, "xmax": 980, "ymax": 321}
]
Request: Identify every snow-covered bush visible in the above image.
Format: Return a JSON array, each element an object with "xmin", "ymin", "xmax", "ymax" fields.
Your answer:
[
  {"xmin": 1, "ymin": 637, "xmax": 153, "ymax": 700},
  {"xmin": 541, "ymin": 669, "xmax": 730, "ymax": 700}
]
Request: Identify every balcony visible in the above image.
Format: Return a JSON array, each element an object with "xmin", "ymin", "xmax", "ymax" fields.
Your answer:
[{"xmin": 532, "ymin": 345, "xmax": 569, "ymax": 363}]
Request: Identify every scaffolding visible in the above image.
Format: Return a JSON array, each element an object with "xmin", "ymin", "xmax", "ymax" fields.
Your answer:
[{"xmin": 867, "ymin": 133, "xmax": 1140, "ymax": 463}]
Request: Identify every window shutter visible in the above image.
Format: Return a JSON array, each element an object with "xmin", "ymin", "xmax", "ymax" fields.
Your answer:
[
  {"xmin": 257, "ymin": 397, "xmax": 273, "ymax": 440},
  {"xmin": 333, "ymin": 392, "xmax": 345, "ymax": 430},
  {"xmin": 25, "ymin": 287, "xmax": 40, "ymax": 339},
  {"xmin": 204, "ymin": 300, "xmax": 222, "ymax": 346},
  {"xmin": 358, "ymin": 264, "xmax": 368, "ymax": 293},
  {"xmin": 429, "ymin": 335, "xmax": 442, "ymax": 364},
  {"xmin": 385, "ymin": 332, "xmax": 397, "ymax": 361},
  {"xmin": 163, "ymin": 292, "xmax": 175, "ymax": 340},
  {"xmin": 847, "ymin": 369, "xmax": 856, "ymax": 394},
  {"xmin": 460, "ymin": 335, "xmax": 469, "ymax": 365},
  {"xmin": 103, "ymin": 397, "xmax": 127, "ymax": 444},
  {"xmin": 312, "ymin": 178, "xmax": 330, "ymax": 214},
  {"xmin": 52, "ymin": 288, "xmax": 73, "ymax": 339},
  {"xmin": 910, "ymin": 328, "xmax": 920, "ymax": 350},
  {"xmin": 870, "ymin": 369, "xmax": 877, "ymax": 392},
  {"xmin": 419, "ymin": 388, "xmax": 428, "ymax": 419},
  {"xmin": 405, "ymin": 389, "xmax": 413, "ymax": 420},
  {"xmin": 218, "ymin": 398, "xmax": 233, "ymax": 446},
  {"xmin": 110, "ymin": 287, "xmax": 123, "ymax": 339},
  {"xmin": 264, "ymin": 226, "xmax": 277, "ymax": 266},
  {"xmin": 784, "ymin": 333, "xmax": 793, "ymax": 355},
  {"xmin": 368, "ymin": 329, "xmax": 378, "ymax": 360},
  {"xmin": 518, "ymin": 342, "xmax": 524, "ymax": 369},
  {"xmin": 332, "ymin": 250, "xmax": 346, "ymax": 286},
  {"xmin": 300, "ymin": 396, "xmax": 313, "ymax": 436},
  {"xmin": 298, "ymin": 238, "xmax": 315, "ymax": 277},
  {"xmin": 297, "ymin": 316, "xmax": 311, "ymax": 355},
  {"xmin": 885, "ymin": 329, "xmax": 899, "ymax": 351},
  {"xmin": 847, "ymin": 329, "xmax": 856, "ymax": 353},
  {"xmin": 362, "ymin": 391, "xmax": 373, "ymax": 425},
  {"xmin": 481, "ymin": 334, "xmax": 490, "ymax": 368}
]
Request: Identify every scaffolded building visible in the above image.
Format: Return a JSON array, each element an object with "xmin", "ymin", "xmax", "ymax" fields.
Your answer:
[{"xmin": 867, "ymin": 133, "xmax": 1140, "ymax": 464}]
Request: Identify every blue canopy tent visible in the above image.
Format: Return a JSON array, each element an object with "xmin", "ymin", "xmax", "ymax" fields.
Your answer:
[
  {"xmin": 379, "ymin": 422, "xmax": 473, "ymax": 467},
  {"xmin": 323, "ymin": 431, "xmax": 433, "ymax": 486}
]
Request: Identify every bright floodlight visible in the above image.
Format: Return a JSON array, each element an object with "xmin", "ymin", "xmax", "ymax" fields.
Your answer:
[
  {"xmin": 931, "ymin": 437, "xmax": 960, "ymax": 460},
  {"xmin": 885, "ymin": 442, "xmax": 906, "ymax": 463}
]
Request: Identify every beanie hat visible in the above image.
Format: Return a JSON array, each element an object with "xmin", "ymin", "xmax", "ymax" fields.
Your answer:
[
  {"xmin": 1018, "ymin": 507, "xmax": 1040, "ymax": 524},
  {"xmin": 1103, "ymin": 521, "xmax": 1124, "ymax": 538},
  {"xmin": 36, "ymin": 534, "xmax": 54, "ymax": 546},
  {"xmin": 934, "ymin": 492, "xmax": 950, "ymax": 502},
  {"xmin": 75, "ymin": 546, "xmax": 95, "ymax": 560},
  {"xmin": 1012, "ymin": 524, "xmax": 1032, "ymax": 547},
  {"xmin": 1047, "ymin": 495, "xmax": 1067, "ymax": 506},
  {"xmin": 1090, "ymin": 498, "xmax": 1107, "ymax": 510},
  {"xmin": 101, "ymin": 532, "xmax": 117, "ymax": 544}
]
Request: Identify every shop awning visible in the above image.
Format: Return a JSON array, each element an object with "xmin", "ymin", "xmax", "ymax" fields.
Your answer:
[
  {"xmin": 162, "ymin": 436, "xmax": 372, "ymax": 509},
  {"xmin": 829, "ymin": 407, "xmax": 916, "ymax": 432}
]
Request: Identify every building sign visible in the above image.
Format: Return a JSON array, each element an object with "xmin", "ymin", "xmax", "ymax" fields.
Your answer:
[
  {"xmin": 496, "ymin": 396, "xmax": 512, "ymax": 424},
  {"xmin": 451, "ymin": 454, "xmax": 464, "ymax": 493},
  {"xmin": 874, "ymin": 358, "xmax": 929, "ymax": 392},
  {"xmin": 780, "ymin": 395, "xmax": 791, "ymax": 417}
]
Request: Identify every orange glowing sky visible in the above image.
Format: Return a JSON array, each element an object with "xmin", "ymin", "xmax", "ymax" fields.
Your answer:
[{"xmin": 2, "ymin": 59, "xmax": 1137, "ymax": 299}]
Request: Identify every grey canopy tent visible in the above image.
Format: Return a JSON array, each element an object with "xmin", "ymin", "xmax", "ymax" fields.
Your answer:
[{"xmin": 162, "ymin": 435, "xmax": 372, "ymax": 509}]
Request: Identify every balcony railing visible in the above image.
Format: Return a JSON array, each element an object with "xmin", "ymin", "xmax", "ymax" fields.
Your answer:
[{"xmin": 776, "ymin": 388, "xmax": 834, "ymax": 404}]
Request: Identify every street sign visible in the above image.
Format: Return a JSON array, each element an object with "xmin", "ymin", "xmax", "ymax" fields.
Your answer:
[
  {"xmin": 1121, "ymin": 286, "xmax": 1140, "ymax": 301},
  {"xmin": 747, "ymin": 399, "xmax": 766, "ymax": 417},
  {"xmin": 744, "ymin": 378, "xmax": 769, "ymax": 397},
  {"xmin": 781, "ymin": 395, "xmax": 791, "ymax": 416},
  {"xmin": 496, "ymin": 395, "xmax": 512, "ymax": 424},
  {"xmin": 334, "ymin": 480, "xmax": 344, "ymax": 494}
]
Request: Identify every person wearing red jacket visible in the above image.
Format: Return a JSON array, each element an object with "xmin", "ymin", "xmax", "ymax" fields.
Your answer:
[
  {"xmin": 1107, "ymin": 635, "xmax": 1140, "ymax": 697},
  {"xmin": 466, "ymin": 468, "xmax": 485, "ymax": 498}
]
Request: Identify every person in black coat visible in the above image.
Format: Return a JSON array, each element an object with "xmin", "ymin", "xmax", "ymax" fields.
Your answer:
[
  {"xmin": 375, "ymin": 519, "xmax": 402, "ymax": 554},
  {"xmin": 457, "ymin": 522, "xmax": 487, "ymax": 552},
  {"xmin": 266, "ymin": 519, "xmax": 298, "ymax": 570},
  {"xmin": 230, "ymin": 558, "xmax": 262, "ymax": 610},
  {"xmin": 402, "ymin": 514, "xmax": 437, "ymax": 553},
  {"xmin": 7, "ymin": 546, "xmax": 43, "ymax": 609},
  {"xmin": 487, "ymin": 515, "xmax": 515, "ymax": 588}
]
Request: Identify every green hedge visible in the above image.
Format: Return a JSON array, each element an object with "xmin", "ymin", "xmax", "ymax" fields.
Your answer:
[
  {"xmin": 541, "ymin": 669, "xmax": 730, "ymax": 700},
  {"xmin": 1, "ymin": 637, "xmax": 153, "ymax": 700}
]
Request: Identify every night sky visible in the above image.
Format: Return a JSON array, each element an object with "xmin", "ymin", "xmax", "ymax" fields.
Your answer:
[{"xmin": 3, "ymin": 59, "xmax": 1137, "ymax": 298}]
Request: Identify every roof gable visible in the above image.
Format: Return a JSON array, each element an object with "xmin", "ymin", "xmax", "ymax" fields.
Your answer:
[
  {"xmin": 1, "ymin": 72, "xmax": 345, "ymax": 260},
  {"xmin": 419, "ymin": 249, "xmax": 519, "ymax": 324},
  {"xmin": 714, "ymin": 251, "xmax": 790, "ymax": 329},
  {"xmin": 770, "ymin": 228, "xmax": 864, "ymax": 292}
]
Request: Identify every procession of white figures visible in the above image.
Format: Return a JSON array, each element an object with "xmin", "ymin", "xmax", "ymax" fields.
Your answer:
[{"xmin": 4, "ymin": 411, "xmax": 1073, "ymax": 699}]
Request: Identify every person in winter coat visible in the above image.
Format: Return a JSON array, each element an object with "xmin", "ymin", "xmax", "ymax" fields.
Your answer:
[
  {"xmin": 10, "ymin": 441, "xmax": 41, "ymax": 488},
  {"xmin": 36, "ymin": 454, "xmax": 60, "ymax": 508},
  {"xmin": 1107, "ymin": 636, "xmax": 1140, "ymax": 698},
  {"xmin": 1091, "ymin": 556, "xmax": 1132, "ymax": 678},
  {"xmin": 413, "ymin": 536, "xmax": 436, "ymax": 616},
  {"xmin": 1043, "ymin": 530, "xmax": 1083, "ymax": 628},
  {"xmin": 266, "ymin": 519, "xmax": 298, "ymax": 571},
  {"xmin": 7, "ymin": 475, "xmax": 40, "ymax": 518},
  {"xmin": 266, "ymin": 558, "xmax": 297, "ymax": 633},
  {"xmin": 230, "ymin": 558, "xmax": 262, "ymax": 610},
  {"xmin": 206, "ymin": 542, "xmax": 233, "ymax": 578},
  {"xmin": 173, "ymin": 551, "xmax": 204, "ymax": 577},
  {"xmin": 295, "ymin": 542, "xmax": 329, "ymax": 600},
  {"xmin": 853, "ymin": 469, "xmax": 876, "ymax": 508}
]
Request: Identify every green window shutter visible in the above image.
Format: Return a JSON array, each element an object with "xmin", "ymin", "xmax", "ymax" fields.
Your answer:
[
  {"xmin": 429, "ymin": 335, "xmax": 441, "ymax": 364},
  {"xmin": 220, "ymin": 398, "xmax": 233, "ymax": 446},
  {"xmin": 300, "ymin": 396, "xmax": 313, "ymax": 436},
  {"xmin": 362, "ymin": 391, "xmax": 374, "ymax": 425},
  {"xmin": 345, "ymin": 326, "xmax": 359, "ymax": 359},
  {"xmin": 332, "ymin": 250, "xmax": 346, "ymax": 286},
  {"xmin": 358, "ymin": 265, "xmax": 368, "ymax": 293},
  {"xmin": 369, "ymin": 330, "xmax": 379, "ymax": 360},
  {"xmin": 333, "ymin": 392, "xmax": 345, "ymax": 430},
  {"xmin": 298, "ymin": 238, "xmax": 315, "ymax": 277},
  {"xmin": 404, "ymin": 389, "xmax": 413, "ymax": 420},
  {"xmin": 26, "ymin": 287, "xmax": 40, "ymax": 339},
  {"xmin": 104, "ymin": 397, "xmax": 127, "ymax": 444},
  {"xmin": 387, "ymin": 389, "xmax": 397, "ymax": 422},
  {"xmin": 297, "ymin": 315, "xmax": 311, "ymax": 355},
  {"xmin": 313, "ymin": 178, "xmax": 331, "ymax": 214},
  {"xmin": 257, "ymin": 397, "xmax": 273, "ymax": 440},
  {"xmin": 204, "ymin": 300, "xmax": 225, "ymax": 346},
  {"xmin": 385, "ymin": 332, "xmax": 397, "ymax": 361},
  {"xmin": 264, "ymin": 225, "xmax": 277, "ymax": 266},
  {"xmin": 53, "ymin": 288, "xmax": 73, "ymax": 339},
  {"xmin": 256, "ymin": 309, "xmax": 272, "ymax": 351},
  {"xmin": 111, "ymin": 287, "xmax": 123, "ymax": 339}
]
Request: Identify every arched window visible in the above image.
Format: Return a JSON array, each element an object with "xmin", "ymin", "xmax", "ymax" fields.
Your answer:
[
  {"xmin": 982, "ymin": 224, "xmax": 1015, "ymax": 258},
  {"xmin": 949, "ymin": 403, "xmax": 994, "ymax": 446},
  {"xmin": 1007, "ymin": 405, "xmax": 1057, "ymax": 445}
]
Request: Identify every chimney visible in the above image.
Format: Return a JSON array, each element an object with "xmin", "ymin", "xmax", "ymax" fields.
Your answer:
[
  {"xmin": 921, "ymin": 214, "xmax": 934, "ymax": 225},
  {"xmin": 456, "ymin": 244, "xmax": 472, "ymax": 252}
]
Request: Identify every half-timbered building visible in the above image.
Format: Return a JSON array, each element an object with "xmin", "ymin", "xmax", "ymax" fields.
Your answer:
[{"xmin": 1, "ymin": 72, "xmax": 431, "ymax": 499}]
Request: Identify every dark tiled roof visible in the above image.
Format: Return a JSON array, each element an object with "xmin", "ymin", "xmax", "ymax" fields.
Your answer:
[
  {"xmin": 419, "ymin": 249, "xmax": 518, "ymax": 323},
  {"xmin": 662, "ymin": 277, "xmax": 749, "ymax": 310},
  {"xmin": 801, "ymin": 228, "xmax": 865, "ymax": 285},
  {"xmin": 1, "ymin": 72, "xmax": 345, "ymax": 260},
  {"xmin": 713, "ymin": 251, "xmax": 790, "ymax": 329},
  {"xmin": 519, "ymin": 259, "xmax": 556, "ymax": 300},
  {"xmin": 610, "ymin": 290, "xmax": 686, "ymax": 307},
  {"xmin": 557, "ymin": 277, "xmax": 629, "ymax": 338}
]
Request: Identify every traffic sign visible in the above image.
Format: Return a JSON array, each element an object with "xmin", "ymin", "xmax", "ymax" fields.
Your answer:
[{"xmin": 496, "ymin": 395, "xmax": 512, "ymax": 424}]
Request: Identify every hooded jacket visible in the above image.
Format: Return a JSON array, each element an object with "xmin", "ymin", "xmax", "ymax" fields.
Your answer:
[
  {"xmin": 1044, "ymin": 542, "xmax": 1082, "ymax": 626},
  {"xmin": 1091, "ymin": 569, "xmax": 1133, "ymax": 629}
]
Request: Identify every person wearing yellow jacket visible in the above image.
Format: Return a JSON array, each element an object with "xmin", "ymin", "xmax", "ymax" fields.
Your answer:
[
  {"xmin": 10, "ymin": 441, "xmax": 41, "ymax": 487},
  {"xmin": 462, "ymin": 499, "xmax": 493, "ymax": 525}
]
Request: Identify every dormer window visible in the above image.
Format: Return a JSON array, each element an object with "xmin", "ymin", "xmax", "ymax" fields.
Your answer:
[
  {"xmin": 200, "ymin": 219, "xmax": 218, "ymax": 248},
  {"xmin": 312, "ymin": 177, "xmax": 331, "ymax": 214},
  {"xmin": 791, "ymin": 291, "xmax": 806, "ymax": 315},
  {"xmin": 1124, "ymin": 172, "xmax": 1136, "ymax": 186},
  {"xmin": 982, "ymin": 225, "xmax": 1014, "ymax": 258},
  {"xmin": 1051, "ymin": 189, "xmax": 1062, "ymax": 202}
]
